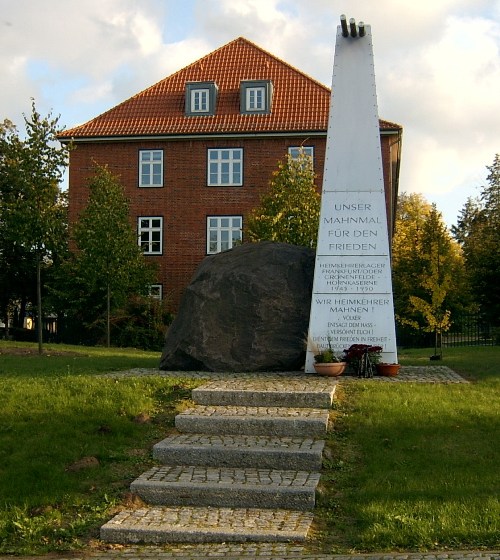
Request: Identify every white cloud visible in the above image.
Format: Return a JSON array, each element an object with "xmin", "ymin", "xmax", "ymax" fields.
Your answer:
[
  {"xmin": 131, "ymin": 12, "xmax": 163, "ymax": 55},
  {"xmin": 0, "ymin": 0, "xmax": 498, "ymax": 225},
  {"xmin": 70, "ymin": 81, "xmax": 114, "ymax": 107},
  {"xmin": 376, "ymin": 10, "xmax": 500, "ymax": 224},
  {"xmin": 1, "ymin": 1, "xmax": 172, "ymax": 118}
]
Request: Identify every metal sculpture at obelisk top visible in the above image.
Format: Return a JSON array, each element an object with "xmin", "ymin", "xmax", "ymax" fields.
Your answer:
[{"xmin": 305, "ymin": 15, "xmax": 398, "ymax": 372}]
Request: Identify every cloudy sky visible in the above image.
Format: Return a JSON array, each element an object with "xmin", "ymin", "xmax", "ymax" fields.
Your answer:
[{"xmin": 1, "ymin": 0, "xmax": 499, "ymax": 226}]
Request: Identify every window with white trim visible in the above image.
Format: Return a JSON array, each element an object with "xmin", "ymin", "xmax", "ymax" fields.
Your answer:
[
  {"xmin": 207, "ymin": 216, "xmax": 242, "ymax": 254},
  {"xmin": 139, "ymin": 150, "xmax": 163, "ymax": 187},
  {"xmin": 138, "ymin": 217, "xmax": 163, "ymax": 255},
  {"xmin": 185, "ymin": 82, "xmax": 218, "ymax": 116},
  {"xmin": 149, "ymin": 284, "xmax": 163, "ymax": 300},
  {"xmin": 191, "ymin": 89, "xmax": 209, "ymax": 113},
  {"xmin": 288, "ymin": 146, "xmax": 314, "ymax": 169},
  {"xmin": 240, "ymin": 80, "xmax": 273, "ymax": 114},
  {"xmin": 246, "ymin": 86, "xmax": 265, "ymax": 111},
  {"xmin": 207, "ymin": 148, "xmax": 243, "ymax": 186}
]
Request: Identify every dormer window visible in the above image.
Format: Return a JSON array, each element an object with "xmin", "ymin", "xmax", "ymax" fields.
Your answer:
[
  {"xmin": 185, "ymin": 81, "xmax": 218, "ymax": 116},
  {"xmin": 247, "ymin": 86, "xmax": 265, "ymax": 111},
  {"xmin": 192, "ymin": 89, "xmax": 209, "ymax": 112},
  {"xmin": 240, "ymin": 80, "xmax": 272, "ymax": 115}
]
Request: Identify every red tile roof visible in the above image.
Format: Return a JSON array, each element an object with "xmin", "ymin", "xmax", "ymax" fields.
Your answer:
[{"xmin": 60, "ymin": 37, "xmax": 400, "ymax": 140}]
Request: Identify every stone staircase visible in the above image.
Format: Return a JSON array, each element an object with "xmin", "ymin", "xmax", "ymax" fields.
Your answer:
[{"xmin": 100, "ymin": 375, "xmax": 337, "ymax": 544}]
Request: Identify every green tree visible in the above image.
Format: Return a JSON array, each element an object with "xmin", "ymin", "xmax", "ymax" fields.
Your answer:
[
  {"xmin": 245, "ymin": 149, "xmax": 320, "ymax": 248},
  {"xmin": 407, "ymin": 207, "xmax": 455, "ymax": 356},
  {"xmin": 392, "ymin": 193, "xmax": 432, "ymax": 329},
  {"xmin": 64, "ymin": 164, "xmax": 156, "ymax": 346},
  {"xmin": 453, "ymin": 154, "xmax": 500, "ymax": 325},
  {"xmin": 0, "ymin": 104, "xmax": 69, "ymax": 352},
  {"xmin": 452, "ymin": 196, "xmax": 483, "ymax": 246},
  {"xmin": 0, "ymin": 120, "xmax": 26, "ymax": 334},
  {"xmin": 392, "ymin": 193, "xmax": 469, "ymax": 347}
]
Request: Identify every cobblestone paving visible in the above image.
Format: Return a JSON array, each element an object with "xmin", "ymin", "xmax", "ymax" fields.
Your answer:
[
  {"xmin": 25, "ymin": 544, "xmax": 498, "ymax": 560},
  {"xmin": 175, "ymin": 404, "xmax": 329, "ymax": 437},
  {"xmin": 178, "ymin": 405, "xmax": 329, "ymax": 418},
  {"xmin": 105, "ymin": 506, "xmax": 313, "ymax": 529},
  {"xmin": 103, "ymin": 366, "xmax": 469, "ymax": 384},
  {"xmin": 135, "ymin": 465, "xmax": 320, "ymax": 487},
  {"xmin": 192, "ymin": 378, "xmax": 336, "ymax": 408},
  {"xmin": 152, "ymin": 433, "xmax": 324, "ymax": 471},
  {"xmin": 103, "ymin": 370, "xmax": 311, "ymax": 379},
  {"xmin": 100, "ymin": 507, "xmax": 314, "ymax": 543},
  {"xmin": 195, "ymin": 378, "xmax": 339, "ymax": 391},
  {"xmin": 155, "ymin": 433, "xmax": 323, "ymax": 451},
  {"xmin": 340, "ymin": 366, "xmax": 469, "ymax": 384}
]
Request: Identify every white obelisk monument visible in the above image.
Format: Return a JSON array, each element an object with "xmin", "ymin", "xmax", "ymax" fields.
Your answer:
[{"xmin": 305, "ymin": 16, "xmax": 398, "ymax": 372}]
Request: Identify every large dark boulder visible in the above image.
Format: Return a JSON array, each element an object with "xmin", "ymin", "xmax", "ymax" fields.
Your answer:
[{"xmin": 160, "ymin": 241, "xmax": 315, "ymax": 372}]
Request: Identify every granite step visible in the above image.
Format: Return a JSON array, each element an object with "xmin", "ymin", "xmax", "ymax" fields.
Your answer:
[
  {"xmin": 102, "ymin": 376, "xmax": 332, "ymax": 545},
  {"xmin": 130, "ymin": 465, "xmax": 320, "ymax": 510},
  {"xmin": 175, "ymin": 405, "xmax": 330, "ymax": 437},
  {"xmin": 192, "ymin": 378, "xmax": 336, "ymax": 409},
  {"xmin": 153, "ymin": 433, "xmax": 325, "ymax": 471},
  {"xmin": 100, "ymin": 506, "xmax": 314, "ymax": 544}
]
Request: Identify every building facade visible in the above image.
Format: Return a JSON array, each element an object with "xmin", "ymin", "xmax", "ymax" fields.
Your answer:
[{"xmin": 59, "ymin": 37, "xmax": 402, "ymax": 311}]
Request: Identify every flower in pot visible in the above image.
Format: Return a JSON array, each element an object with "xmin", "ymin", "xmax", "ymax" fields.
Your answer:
[
  {"xmin": 343, "ymin": 344, "xmax": 382, "ymax": 378},
  {"xmin": 312, "ymin": 338, "xmax": 347, "ymax": 376}
]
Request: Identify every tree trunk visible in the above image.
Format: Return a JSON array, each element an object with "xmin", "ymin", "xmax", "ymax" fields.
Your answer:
[
  {"xmin": 106, "ymin": 283, "xmax": 111, "ymax": 348},
  {"xmin": 5, "ymin": 309, "xmax": 10, "ymax": 339},
  {"xmin": 37, "ymin": 252, "xmax": 43, "ymax": 355},
  {"xmin": 1, "ymin": 307, "xmax": 9, "ymax": 339},
  {"xmin": 15, "ymin": 299, "xmax": 27, "ymax": 329}
]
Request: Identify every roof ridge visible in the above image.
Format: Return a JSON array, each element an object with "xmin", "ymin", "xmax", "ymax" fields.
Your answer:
[
  {"xmin": 59, "ymin": 36, "xmax": 401, "ymax": 139},
  {"xmin": 158, "ymin": 37, "xmax": 330, "ymax": 92},
  {"xmin": 231, "ymin": 37, "xmax": 331, "ymax": 92},
  {"xmin": 67, "ymin": 37, "xmax": 331, "ymax": 133},
  {"xmin": 128, "ymin": 36, "xmax": 332, "ymax": 101},
  {"xmin": 64, "ymin": 39, "xmax": 246, "ymax": 132},
  {"xmin": 153, "ymin": 36, "xmax": 244, "ymax": 88}
]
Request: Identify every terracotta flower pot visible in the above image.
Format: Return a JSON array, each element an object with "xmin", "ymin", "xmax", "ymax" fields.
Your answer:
[
  {"xmin": 313, "ymin": 362, "xmax": 347, "ymax": 376},
  {"xmin": 376, "ymin": 363, "xmax": 401, "ymax": 377}
]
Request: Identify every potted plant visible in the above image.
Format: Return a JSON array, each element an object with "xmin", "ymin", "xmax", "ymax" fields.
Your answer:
[
  {"xmin": 343, "ymin": 344, "xmax": 383, "ymax": 378},
  {"xmin": 375, "ymin": 362, "xmax": 401, "ymax": 377},
  {"xmin": 312, "ymin": 338, "xmax": 347, "ymax": 376}
]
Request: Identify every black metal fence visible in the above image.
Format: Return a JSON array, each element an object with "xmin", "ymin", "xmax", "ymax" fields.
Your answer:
[
  {"xmin": 442, "ymin": 314, "xmax": 498, "ymax": 347},
  {"xmin": 397, "ymin": 314, "xmax": 499, "ymax": 348}
]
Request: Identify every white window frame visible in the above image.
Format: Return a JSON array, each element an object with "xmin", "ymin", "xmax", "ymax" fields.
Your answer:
[
  {"xmin": 139, "ymin": 150, "xmax": 163, "ymax": 187},
  {"xmin": 138, "ymin": 217, "xmax": 163, "ymax": 255},
  {"xmin": 240, "ymin": 80, "xmax": 272, "ymax": 115},
  {"xmin": 185, "ymin": 81, "xmax": 218, "ymax": 116},
  {"xmin": 191, "ymin": 88, "xmax": 210, "ymax": 113},
  {"xmin": 246, "ymin": 86, "xmax": 266, "ymax": 111},
  {"xmin": 207, "ymin": 216, "xmax": 242, "ymax": 254},
  {"xmin": 149, "ymin": 284, "xmax": 163, "ymax": 300},
  {"xmin": 288, "ymin": 146, "xmax": 315, "ymax": 169},
  {"xmin": 207, "ymin": 148, "xmax": 243, "ymax": 186}
]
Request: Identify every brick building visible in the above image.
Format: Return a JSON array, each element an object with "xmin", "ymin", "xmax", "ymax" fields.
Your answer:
[{"xmin": 59, "ymin": 37, "xmax": 402, "ymax": 311}]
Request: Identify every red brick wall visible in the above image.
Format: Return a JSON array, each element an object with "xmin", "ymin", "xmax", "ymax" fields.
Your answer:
[{"xmin": 68, "ymin": 133, "xmax": 395, "ymax": 310}]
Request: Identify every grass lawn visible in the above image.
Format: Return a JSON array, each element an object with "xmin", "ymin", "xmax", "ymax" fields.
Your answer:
[
  {"xmin": 315, "ymin": 346, "xmax": 500, "ymax": 552},
  {"xmin": 0, "ymin": 341, "xmax": 201, "ymax": 554},
  {"xmin": 0, "ymin": 341, "xmax": 498, "ymax": 554},
  {"xmin": 0, "ymin": 340, "xmax": 161, "ymax": 378}
]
